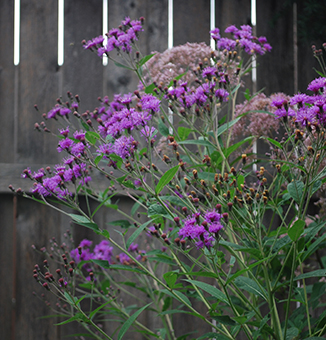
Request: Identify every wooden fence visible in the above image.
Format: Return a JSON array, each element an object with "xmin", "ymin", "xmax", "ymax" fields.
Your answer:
[{"xmin": 0, "ymin": 0, "xmax": 324, "ymax": 339}]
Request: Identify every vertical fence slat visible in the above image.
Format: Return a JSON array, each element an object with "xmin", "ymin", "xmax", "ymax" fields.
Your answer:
[
  {"xmin": 215, "ymin": 0, "xmax": 251, "ymax": 29},
  {"xmin": 15, "ymin": 197, "xmax": 64, "ymax": 340},
  {"xmin": 0, "ymin": 1, "xmax": 15, "ymax": 162},
  {"xmin": 17, "ymin": 1, "xmax": 60, "ymax": 165},
  {"xmin": 256, "ymin": 2, "xmax": 294, "ymax": 95},
  {"xmin": 63, "ymin": 0, "xmax": 103, "ymax": 112},
  {"xmin": 173, "ymin": 0, "xmax": 211, "ymax": 46},
  {"xmin": 0, "ymin": 195, "xmax": 14, "ymax": 339}
]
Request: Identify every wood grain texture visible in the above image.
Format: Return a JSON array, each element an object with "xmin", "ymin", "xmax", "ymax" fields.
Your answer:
[
  {"xmin": 173, "ymin": 0, "xmax": 210, "ymax": 46},
  {"xmin": 0, "ymin": 0, "xmax": 15, "ymax": 162},
  {"xmin": 62, "ymin": 0, "xmax": 103, "ymax": 113},
  {"xmin": 256, "ymin": 1, "xmax": 294, "ymax": 95},
  {"xmin": 17, "ymin": 0, "xmax": 60, "ymax": 164},
  {"xmin": 0, "ymin": 195, "xmax": 14, "ymax": 339}
]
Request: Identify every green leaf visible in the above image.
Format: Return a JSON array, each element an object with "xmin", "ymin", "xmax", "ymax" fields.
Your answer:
[
  {"xmin": 260, "ymin": 136, "xmax": 282, "ymax": 149},
  {"xmin": 210, "ymin": 314, "xmax": 236, "ymax": 326},
  {"xmin": 114, "ymin": 61, "xmax": 133, "ymax": 70},
  {"xmin": 158, "ymin": 118, "xmax": 170, "ymax": 136},
  {"xmin": 198, "ymin": 171, "xmax": 216, "ymax": 182},
  {"xmin": 137, "ymin": 53, "xmax": 155, "ymax": 68},
  {"xmin": 183, "ymin": 279, "xmax": 229, "ymax": 305},
  {"xmin": 69, "ymin": 214, "xmax": 99, "ymax": 231},
  {"xmin": 148, "ymin": 204, "xmax": 173, "ymax": 220},
  {"xmin": 55, "ymin": 313, "xmax": 87, "ymax": 326},
  {"xmin": 161, "ymin": 289, "xmax": 192, "ymax": 307},
  {"xmin": 117, "ymin": 303, "xmax": 152, "ymax": 340},
  {"xmin": 287, "ymin": 180, "xmax": 305, "ymax": 204},
  {"xmin": 108, "ymin": 264, "xmax": 147, "ymax": 274},
  {"xmin": 217, "ymin": 116, "xmax": 242, "ymax": 137},
  {"xmin": 131, "ymin": 200, "xmax": 141, "ymax": 216},
  {"xmin": 163, "ymin": 271, "xmax": 178, "ymax": 288},
  {"xmin": 89, "ymin": 300, "xmax": 112, "ymax": 319},
  {"xmin": 145, "ymin": 83, "xmax": 156, "ymax": 94},
  {"xmin": 126, "ymin": 220, "xmax": 154, "ymax": 249},
  {"xmin": 178, "ymin": 139, "xmax": 215, "ymax": 148},
  {"xmin": 288, "ymin": 219, "xmax": 305, "ymax": 242},
  {"xmin": 159, "ymin": 309, "xmax": 201, "ymax": 318},
  {"xmin": 94, "ymin": 154, "xmax": 103, "ymax": 166},
  {"xmin": 91, "ymin": 259, "xmax": 110, "ymax": 269},
  {"xmin": 225, "ymin": 137, "xmax": 254, "ymax": 158},
  {"xmin": 312, "ymin": 180, "xmax": 322, "ymax": 195},
  {"xmin": 313, "ymin": 67, "xmax": 326, "ymax": 77},
  {"xmin": 234, "ymin": 277, "xmax": 267, "ymax": 300},
  {"xmin": 108, "ymin": 219, "xmax": 133, "ymax": 229},
  {"xmin": 226, "ymin": 257, "xmax": 270, "ymax": 285},
  {"xmin": 178, "ymin": 126, "xmax": 192, "ymax": 141},
  {"xmin": 85, "ymin": 131, "xmax": 100, "ymax": 145},
  {"xmin": 197, "ymin": 332, "xmax": 229, "ymax": 340},
  {"xmin": 81, "ymin": 120, "xmax": 90, "ymax": 131},
  {"xmin": 294, "ymin": 269, "xmax": 326, "ymax": 281},
  {"xmin": 160, "ymin": 195, "xmax": 191, "ymax": 209},
  {"xmin": 155, "ymin": 164, "xmax": 179, "ymax": 194},
  {"xmin": 182, "ymin": 271, "xmax": 218, "ymax": 279}
]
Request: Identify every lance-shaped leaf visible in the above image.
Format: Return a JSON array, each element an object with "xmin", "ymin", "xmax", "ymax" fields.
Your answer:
[
  {"xmin": 155, "ymin": 165, "xmax": 179, "ymax": 194},
  {"xmin": 117, "ymin": 303, "xmax": 152, "ymax": 340}
]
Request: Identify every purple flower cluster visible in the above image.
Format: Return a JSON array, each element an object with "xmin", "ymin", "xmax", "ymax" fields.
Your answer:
[
  {"xmin": 211, "ymin": 25, "xmax": 272, "ymax": 55},
  {"xmin": 178, "ymin": 209, "xmax": 223, "ymax": 249},
  {"xmin": 84, "ymin": 17, "xmax": 144, "ymax": 55},
  {"xmin": 96, "ymin": 93, "xmax": 160, "ymax": 159},
  {"xmin": 166, "ymin": 79, "xmax": 229, "ymax": 111},
  {"xmin": 272, "ymin": 77, "xmax": 326, "ymax": 127},
  {"xmin": 70, "ymin": 239, "xmax": 146, "ymax": 272},
  {"xmin": 23, "ymin": 153, "xmax": 91, "ymax": 199}
]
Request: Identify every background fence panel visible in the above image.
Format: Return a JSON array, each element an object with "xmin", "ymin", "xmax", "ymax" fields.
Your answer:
[{"xmin": 0, "ymin": 1, "xmax": 325, "ymax": 339}]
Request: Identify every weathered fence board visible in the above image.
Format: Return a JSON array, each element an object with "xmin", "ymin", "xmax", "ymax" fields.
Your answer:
[
  {"xmin": 18, "ymin": 0, "xmax": 60, "ymax": 165},
  {"xmin": 0, "ymin": 1, "xmax": 15, "ymax": 163}
]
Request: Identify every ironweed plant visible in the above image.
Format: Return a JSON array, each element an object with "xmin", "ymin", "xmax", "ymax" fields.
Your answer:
[{"xmin": 12, "ymin": 16, "xmax": 326, "ymax": 340}]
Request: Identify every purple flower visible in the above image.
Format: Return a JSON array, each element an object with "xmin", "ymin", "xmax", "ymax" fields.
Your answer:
[
  {"xmin": 140, "ymin": 126, "xmax": 157, "ymax": 140},
  {"xmin": 202, "ymin": 66, "xmax": 217, "ymax": 79},
  {"xmin": 128, "ymin": 242, "xmax": 139, "ymax": 252},
  {"xmin": 204, "ymin": 210, "xmax": 221, "ymax": 223},
  {"xmin": 210, "ymin": 28, "xmax": 221, "ymax": 40},
  {"xmin": 59, "ymin": 127, "xmax": 69, "ymax": 137},
  {"xmin": 290, "ymin": 93, "xmax": 313, "ymax": 107},
  {"xmin": 131, "ymin": 19, "xmax": 143, "ymax": 33},
  {"xmin": 73, "ymin": 130, "xmax": 86, "ymax": 141},
  {"xmin": 209, "ymin": 223, "xmax": 223, "ymax": 233},
  {"xmin": 83, "ymin": 35, "xmax": 104, "ymax": 50},
  {"xmin": 217, "ymin": 38, "xmax": 237, "ymax": 51},
  {"xmin": 57, "ymin": 138, "xmax": 74, "ymax": 152},
  {"xmin": 225, "ymin": 25, "xmax": 239, "ymax": 35},
  {"xmin": 215, "ymin": 88, "xmax": 229, "ymax": 102},
  {"xmin": 93, "ymin": 240, "xmax": 113, "ymax": 262},
  {"xmin": 271, "ymin": 96, "xmax": 288, "ymax": 109},
  {"xmin": 43, "ymin": 175, "xmax": 61, "ymax": 192},
  {"xmin": 113, "ymin": 135, "xmax": 136, "ymax": 159},
  {"xmin": 60, "ymin": 107, "xmax": 71, "ymax": 116},
  {"xmin": 47, "ymin": 105, "xmax": 61, "ymax": 119},
  {"xmin": 63, "ymin": 168, "xmax": 74, "ymax": 182},
  {"xmin": 118, "ymin": 253, "xmax": 131, "ymax": 264},
  {"xmin": 307, "ymin": 77, "xmax": 326, "ymax": 93},
  {"xmin": 71, "ymin": 142, "xmax": 86, "ymax": 156},
  {"xmin": 79, "ymin": 176, "xmax": 92, "ymax": 185},
  {"xmin": 140, "ymin": 94, "xmax": 160, "ymax": 113}
]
